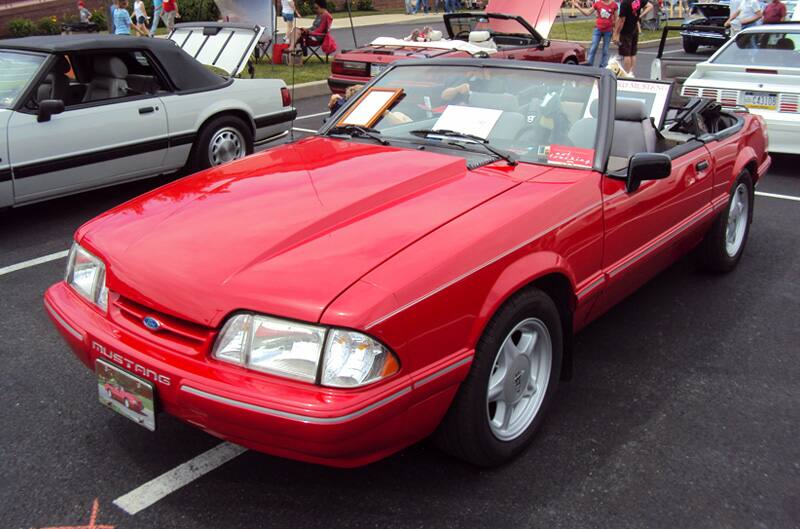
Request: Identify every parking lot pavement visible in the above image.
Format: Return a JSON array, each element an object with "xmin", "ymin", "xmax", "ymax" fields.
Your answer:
[{"xmin": 2, "ymin": 50, "xmax": 800, "ymax": 529}]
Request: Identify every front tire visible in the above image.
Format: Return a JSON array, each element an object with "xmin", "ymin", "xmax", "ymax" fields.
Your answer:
[
  {"xmin": 697, "ymin": 170, "xmax": 754, "ymax": 272},
  {"xmin": 190, "ymin": 115, "xmax": 253, "ymax": 171},
  {"xmin": 433, "ymin": 288, "xmax": 563, "ymax": 467},
  {"xmin": 683, "ymin": 37, "xmax": 699, "ymax": 54}
]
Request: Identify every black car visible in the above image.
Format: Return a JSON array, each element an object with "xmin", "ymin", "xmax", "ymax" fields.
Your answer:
[{"xmin": 680, "ymin": 2, "xmax": 730, "ymax": 53}]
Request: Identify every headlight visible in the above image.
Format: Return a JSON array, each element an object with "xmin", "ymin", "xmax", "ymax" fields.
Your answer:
[
  {"xmin": 65, "ymin": 242, "xmax": 108, "ymax": 311},
  {"xmin": 212, "ymin": 313, "xmax": 399, "ymax": 387}
]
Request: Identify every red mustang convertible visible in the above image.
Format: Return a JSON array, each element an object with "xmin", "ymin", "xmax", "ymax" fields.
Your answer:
[
  {"xmin": 328, "ymin": 12, "xmax": 585, "ymax": 94},
  {"xmin": 45, "ymin": 61, "xmax": 769, "ymax": 468},
  {"xmin": 103, "ymin": 382, "xmax": 144, "ymax": 413}
]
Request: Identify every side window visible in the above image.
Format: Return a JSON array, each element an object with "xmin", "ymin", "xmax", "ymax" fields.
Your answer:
[
  {"xmin": 29, "ymin": 54, "xmax": 76, "ymax": 108},
  {"xmin": 71, "ymin": 51, "xmax": 168, "ymax": 105}
]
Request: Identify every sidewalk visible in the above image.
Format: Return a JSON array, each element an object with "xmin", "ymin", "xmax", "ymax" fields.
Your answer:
[{"xmin": 275, "ymin": 12, "xmax": 441, "ymax": 34}]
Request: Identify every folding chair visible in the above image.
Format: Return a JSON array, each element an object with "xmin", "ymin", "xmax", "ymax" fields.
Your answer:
[{"xmin": 303, "ymin": 33, "xmax": 330, "ymax": 64}]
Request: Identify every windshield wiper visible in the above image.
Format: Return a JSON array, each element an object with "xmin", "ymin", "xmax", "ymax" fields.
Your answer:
[
  {"xmin": 327, "ymin": 124, "xmax": 390, "ymax": 145},
  {"xmin": 409, "ymin": 129, "xmax": 517, "ymax": 166}
]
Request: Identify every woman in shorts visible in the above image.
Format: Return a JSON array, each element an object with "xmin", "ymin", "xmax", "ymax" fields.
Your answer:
[
  {"xmin": 281, "ymin": 0, "xmax": 297, "ymax": 50},
  {"xmin": 133, "ymin": 0, "xmax": 149, "ymax": 36}
]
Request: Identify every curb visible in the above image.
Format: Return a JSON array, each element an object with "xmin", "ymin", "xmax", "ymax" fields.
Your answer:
[{"xmin": 291, "ymin": 79, "xmax": 331, "ymax": 100}]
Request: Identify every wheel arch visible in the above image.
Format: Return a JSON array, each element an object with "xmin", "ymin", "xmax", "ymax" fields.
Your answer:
[
  {"xmin": 471, "ymin": 252, "xmax": 578, "ymax": 380},
  {"xmin": 197, "ymin": 108, "xmax": 256, "ymax": 138}
]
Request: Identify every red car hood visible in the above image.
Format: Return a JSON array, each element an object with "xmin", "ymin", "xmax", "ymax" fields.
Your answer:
[
  {"xmin": 78, "ymin": 137, "xmax": 540, "ymax": 327},
  {"xmin": 487, "ymin": 0, "xmax": 564, "ymax": 38}
]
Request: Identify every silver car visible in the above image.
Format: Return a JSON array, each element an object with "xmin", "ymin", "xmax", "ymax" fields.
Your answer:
[{"xmin": 0, "ymin": 28, "xmax": 294, "ymax": 208}]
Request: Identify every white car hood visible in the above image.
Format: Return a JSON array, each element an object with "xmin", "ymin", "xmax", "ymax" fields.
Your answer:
[{"xmin": 487, "ymin": 0, "xmax": 563, "ymax": 38}]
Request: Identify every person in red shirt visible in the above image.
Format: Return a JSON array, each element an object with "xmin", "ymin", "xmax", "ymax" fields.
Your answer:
[
  {"xmin": 572, "ymin": 0, "xmax": 618, "ymax": 67},
  {"xmin": 161, "ymin": 0, "xmax": 180, "ymax": 32},
  {"xmin": 291, "ymin": 0, "xmax": 332, "ymax": 56},
  {"xmin": 762, "ymin": 0, "xmax": 786, "ymax": 23}
]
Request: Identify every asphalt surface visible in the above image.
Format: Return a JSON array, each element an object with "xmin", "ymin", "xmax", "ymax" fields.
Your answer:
[{"xmin": 1, "ymin": 23, "xmax": 799, "ymax": 529}]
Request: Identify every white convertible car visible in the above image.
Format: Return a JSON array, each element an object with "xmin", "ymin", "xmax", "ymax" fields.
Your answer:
[
  {"xmin": 0, "ymin": 29, "xmax": 295, "ymax": 208},
  {"xmin": 681, "ymin": 24, "xmax": 799, "ymax": 155}
]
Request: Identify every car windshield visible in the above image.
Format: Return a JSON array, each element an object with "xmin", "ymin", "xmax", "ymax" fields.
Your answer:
[
  {"xmin": 0, "ymin": 51, "xmax": 46, "ymax": 109},
  {"xmin": 712, "ymin": 32, "xmax": 800, "ymax": 67},
  {"xmin": 334, "ymin": 65, "xmax": 600, "ymax": 169},
  {"xmin": 447, "ymin": 14, "xmax": 533, "ymax": 38}
]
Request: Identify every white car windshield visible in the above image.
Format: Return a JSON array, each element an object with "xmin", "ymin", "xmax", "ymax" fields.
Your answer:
[
  {"xmin": 0, "ymin": 51, "xmax": 46, "ymax": 109},
  {"xmin": 712, "ymin": 31, "xmax": 800, "ymax": 67},
  {"xmin": 337, "ymin": 65, "xmax": 600, "ymax": 169}
]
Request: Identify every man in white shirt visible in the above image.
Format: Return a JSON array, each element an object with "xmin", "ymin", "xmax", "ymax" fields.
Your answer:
[{"xmin": 725, "ymin": 0, "xmax": 763, "ymax": 32}]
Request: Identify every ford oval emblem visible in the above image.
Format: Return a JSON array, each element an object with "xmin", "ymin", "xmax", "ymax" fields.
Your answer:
[{"xmin": 143, "ymin": 316, "xmax": 162, "ymax": 331}]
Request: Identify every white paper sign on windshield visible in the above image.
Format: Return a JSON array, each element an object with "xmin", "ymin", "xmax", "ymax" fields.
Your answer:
[{"xmin": 432, "ymin": 105, "xmax": 503, "ymax": 139}]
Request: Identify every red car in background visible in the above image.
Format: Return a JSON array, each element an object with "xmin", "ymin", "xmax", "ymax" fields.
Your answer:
[
  {"xmin": 329, "ymin": 13, "xmax": 586, "ymax": 94},
  {"xmin": 103, "ymin": 382, "xmax": 144, "ymax": 413},
  {"xmin": 45, "ymin": 61, "xmax": 768, "ymax": 468}
]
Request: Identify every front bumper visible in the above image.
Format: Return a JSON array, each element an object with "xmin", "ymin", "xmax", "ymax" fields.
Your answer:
[{"xmin": 44, "ymin": 282, "xmax": 472, "ymax": 467}]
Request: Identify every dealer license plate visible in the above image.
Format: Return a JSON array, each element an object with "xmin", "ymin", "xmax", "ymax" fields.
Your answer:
[
  {"xmin": 370, "ymin": 63, "xmax": 387, "ymax": 77},
  {"xmin": 96, "ymin": 359, "xmax": 156, "ymax": 431},
  {"xmin": 743, "ymin": 91, "xmax": 777, "ymax": 110}
]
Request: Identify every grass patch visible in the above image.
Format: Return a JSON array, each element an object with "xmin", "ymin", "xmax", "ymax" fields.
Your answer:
[
  {"xmin": 252, "ymin": 60, "xmax": 332, "ymax": 84},
  {"xmin": 549, "ymin": 19, "xmax": 661, "ymax": 42}
]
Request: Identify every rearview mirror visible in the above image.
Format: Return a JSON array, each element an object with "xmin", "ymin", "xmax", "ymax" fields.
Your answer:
[
  {"xmin": 626, "ymin": 152, "xmax": 671, "ymax": 193},
  {"xmin": 38, "ymin": 99, "xmax": 65, "ymax": 123}
]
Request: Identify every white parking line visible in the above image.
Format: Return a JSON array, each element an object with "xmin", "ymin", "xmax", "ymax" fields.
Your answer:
[
  {"xmin": 295, "ymin": 111, "xmax": 329, "ymax": 120},
  {"xmin": 113, "ymin": 442, "xmax": 247, "ymax": 515},
  {"xmin": 638, "ymin": 49, "xmax": 686, "ymax": 55},
  {"xmin": 292, "ymin": 127, "xmax": 318, "ymax": 134},
  {"xmin": 756, "ymin": 191, "xmax": 800, "ymax": 203},
  {"xmin": 0, "ymin": 250, "xmax": 69, "ymax": 277}
]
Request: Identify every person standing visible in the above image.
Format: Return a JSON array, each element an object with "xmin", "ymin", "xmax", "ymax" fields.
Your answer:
[
  {"xmin": 405, "ymin": 0, "xmax": 415, "ymax": 14},
  {"xmin": 78, "ymin": 1, "xmax": 92, "ymax": 23},
  {"xmin": 414, "ymin": 0, "xmax": 429, "ymax": 14},
  {"xmin": 161, "ymin": 0, "xmax": 180, "ymax": 33},
  {"xmin": 572, "ymin": 0, "xmax": 617, "ymax": 67},
  {"xmin": 108, "ymin": 0, "xmax": 118, "ymax": 33},
  {"xmin": 725, "ymin": 0, "xmax": 762, "ymax": 32},
  {"xmin": 132, "ymin": 0, "xmax": 149, "ymax": 36},
  {"xmin": 613, "ymin": 0, "xmax": 652, "ymax": 74},
  {"xmin": 113, "ymin": 0, "xmax": 132, "ymax": 35},
  {"xmin": 149, "ymin": 0, "xmax": 162, "ymax": 36},
  {"xmin": 761, "ymin": 0, "xmax": 785, "ymax": 23},
  {"xmin": 281, "ymin": 0, "xmax": 297, "ymax": 48}
]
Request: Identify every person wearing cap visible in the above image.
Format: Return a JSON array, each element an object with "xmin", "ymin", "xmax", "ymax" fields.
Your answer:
[{"xmin": 78, "ymin": 1, "xmax": 92, "ymax": 23}]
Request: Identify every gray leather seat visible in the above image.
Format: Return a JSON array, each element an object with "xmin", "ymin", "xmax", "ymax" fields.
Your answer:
[
  {"xmin": 567, "ymin": 99, "xmax": 599, "ymax": 149},
  {"xmin": 610, "ymin": 100, "xmax": 658, "ymax": 159},
  {"xmin": 37, "ymin": 57, "xmax": 70, "ymax": 103},
  {"xmin": 83, "ymin": 56, "xmax": 129, "ymax": 102}
]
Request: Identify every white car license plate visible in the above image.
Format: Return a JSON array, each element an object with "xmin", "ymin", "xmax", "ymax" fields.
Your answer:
[
  {"xmin": 370, "ymin": 63, "xmax": 387, "ymax": 77},
  {"xmin": 743, "ymin": 91, "xmax": 777, "ymax": 110},
  {"xmin": 96, "ymin": 359, "xmax": 156, "ymax": 431}
]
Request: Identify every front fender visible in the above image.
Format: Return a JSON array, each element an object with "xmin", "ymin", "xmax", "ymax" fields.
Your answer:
[{"xmin": 469, "ymin": 251, "xmax": 577, "ymax": 345}]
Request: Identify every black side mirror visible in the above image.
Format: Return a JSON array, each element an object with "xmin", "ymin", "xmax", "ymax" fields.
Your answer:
[
  {"xmin": 626, "ymin": 152, "xmax": 671, "ymax": 193},
  {"xmin": 38, "ymin": 99, "xmax": 65, "ymax": 122},
  {"xmin": 538, "ymin": 39, "xmax": 551, "ymax": 50}
]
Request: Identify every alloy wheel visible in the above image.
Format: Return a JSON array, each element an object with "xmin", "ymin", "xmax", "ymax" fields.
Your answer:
[{"xmin": 486, "ymin": 318, "xmax": 552, "ymax": 441}]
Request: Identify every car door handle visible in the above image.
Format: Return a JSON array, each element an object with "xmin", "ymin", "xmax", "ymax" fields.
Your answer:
[
  {"xmin": 138, "ymin": 106, "xmax": 155, "ymax": 115},
  {"xmin": 695, "ymin": 160, "xmax": 709, "ymax": 172}
]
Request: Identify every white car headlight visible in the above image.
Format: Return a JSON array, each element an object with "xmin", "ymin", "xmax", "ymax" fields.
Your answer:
[
  {"xmin": 212, "ymin": 313, "xmax": 399, "ymax": 387},
  {"xmin": 65, "ymin": 242, "xmax": 108, "ymax": 311}
]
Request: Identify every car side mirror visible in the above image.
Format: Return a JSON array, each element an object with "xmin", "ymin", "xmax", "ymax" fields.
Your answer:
[
  {"xmin": 626, "ymin": 152, "xmax": 671, "ymax": 193},
  {"xmin": 538, "ymin": 39, "xmax": 550, "ymax": 50},
  {"xmin": 38, "ymin": 99, "xmax": 65, "ymax": 122}
]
